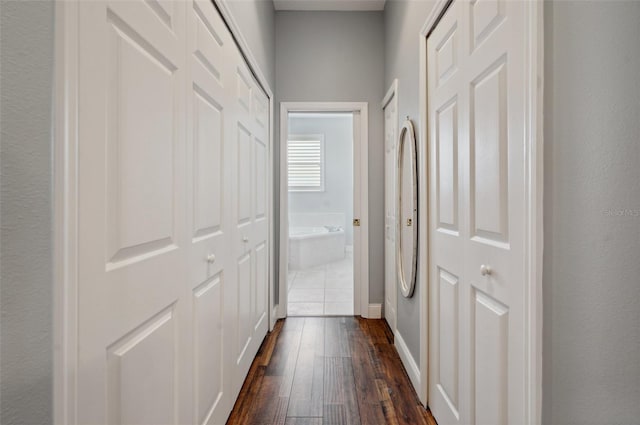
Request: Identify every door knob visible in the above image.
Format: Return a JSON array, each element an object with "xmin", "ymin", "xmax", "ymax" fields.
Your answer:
[
  {"xmin": 480, "ymin": 264, "xmax": 492, "ymax": 276},
  {"xmin": 206, "ymin": 254, "xmax": 216, "ymax": 263},
  {"xmin": 242, "ymin": 236, "xmax": 249, "ymax": 242}
]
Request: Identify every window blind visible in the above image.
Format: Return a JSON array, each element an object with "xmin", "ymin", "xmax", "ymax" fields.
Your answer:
[{"xmin": 288, "ymin": 137, "xmax": 324, "ymax": 191}]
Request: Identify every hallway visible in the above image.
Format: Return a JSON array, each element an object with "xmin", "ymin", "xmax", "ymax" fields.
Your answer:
[{"xmin": 227, "ymin": 317, "xmax": 436, "ymax": 425}]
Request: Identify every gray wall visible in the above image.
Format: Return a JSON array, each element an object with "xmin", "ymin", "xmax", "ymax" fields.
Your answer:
[
  {"xmin": 383, "ymin": 0, "xmax": 435, "ymax": 365},
  {"xmin": 275, "ymin": 11, "xmax": 386, "ymax": 304},
  {"xmin": 225, "ymin": 0, "xmax": 276, "ymax": 90},
  {"xmin": 0, "ymin": 1, "xmax": 55, "ymax": 424},
  {"xmin": 384, "ymin": 0, "xmax": 640, "ymax": 422},
  {"xmin": 289, "ymin": 114, "xmax": 354, "ymax": 245},
  {"xmin": 543, "ymin": 1, "xmax": 640, "ymax": 423}
]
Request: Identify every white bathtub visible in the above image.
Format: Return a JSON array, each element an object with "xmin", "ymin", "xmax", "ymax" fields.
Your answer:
[{"xmin": 289, "ymin": 226, "xmax": 346, "ymax": 270}]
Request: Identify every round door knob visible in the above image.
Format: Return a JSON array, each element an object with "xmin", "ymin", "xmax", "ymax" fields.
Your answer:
[
  {"xmin": 242, "ymin": 236, "xmax": 249, "ymax": 242},
  {"xmin": 206, "ymin": 254, "xmax": 216, "ymax": 263},
  {"xmin": 480, "ymin": 264, "xmax": 492, "ymax": 276}
]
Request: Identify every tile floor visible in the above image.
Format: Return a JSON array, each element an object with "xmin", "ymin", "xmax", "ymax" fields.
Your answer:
[{"xmin": 287, "ymin": 252, "xmax": 353, "ymax": 316}]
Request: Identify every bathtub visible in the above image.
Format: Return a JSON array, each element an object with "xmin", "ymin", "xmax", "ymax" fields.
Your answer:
[{"xmin": 289, "ymin": 226, "xmax": 346, "ymax": 270}]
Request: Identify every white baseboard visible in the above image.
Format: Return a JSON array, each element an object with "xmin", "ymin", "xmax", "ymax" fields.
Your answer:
[
  {"xmin": 394, "ymin": 330, "xmax": 421, "ymax": 395},
  {"xmin": 367, "ymin": 303, "xmax": 382, "ymax": 319}
]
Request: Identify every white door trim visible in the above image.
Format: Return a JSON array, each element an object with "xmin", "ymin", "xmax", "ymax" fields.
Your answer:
[
  {"xmin": 53, "ymin": 2, "xmax": 79, "ymax": 423},
  {"xmin": 382, "ymin": 79, "xmax": 398, "ymax": 334},
  {"xmin": 279, "ymin": 102, "xmax": 370, "ymax": 318},
  {"xmin": 53, "ymin": 1, "xmax": 276, "ymax": 422},
  {"xmin": 417, "ymin": 0, "xmax": 544, "ymax": 421},
  {"xmin": 382, "ymin": 78, "xmax": 398, "ymax": 109}
]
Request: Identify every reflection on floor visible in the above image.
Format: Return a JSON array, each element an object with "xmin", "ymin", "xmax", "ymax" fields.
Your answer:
[{"xmin": 288, "ymin": 252, "xmax": 353, "ymax": 316}]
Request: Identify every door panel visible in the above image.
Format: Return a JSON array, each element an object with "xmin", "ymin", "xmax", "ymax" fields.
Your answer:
[
  {"xmin": 436, "ymin": 97, "xmax": 459, "ymax": 232},
  {"xmin": 473, "ymin": 289, "xmax": 509, "ymax": 425},
  {"xmin": 255, "ymin": 242, "xmax": 268, "ymax": 329},
  {"xmin": 428, "ymin": 0, "xmax": 527, "ymax": 424},
  {"xmin": 428, "ymin": 3, "xmax": 465, "ymax": 424},
  {"xmin": 187, "ymin": 1, "xmax": 235, "ymax": 422},
  {"xmin": 233, "ymin": 61, "xmax": 270, "ymax": 393},
  {"xmin": 470, "ymin": 59, "xmax": 508, "ymax": 243},
  {"xmin": 192, "ymin": 88, "xmax": 223, "ymax": 239},
  {"xmin": 193, "ymin": 275, "xmax": 224, "ymax": 425},
  {"xmin": 78, "ymin": 1, "xmax": 187, "ymax": 422},
  {"xmin": 237, "ymin": 124, "xmax": 253, "ymax": 224},
  {"xmin": 76, "ymin": 0, "xmax": 270, "ymax": 423},
  {"xmin": 237, "ymin": 253, "xmax": 252, "ymax": 361},
  {"xmin": 437, "ymin": 268, "xmax": 459, "ymax": 416},
  {"xmin": 106, "ymin": 306, "xmax": 176, "ymax": 425},
  {"xmin": 105, "ymin": 6, "xmax": 178, "ymax": 265}
]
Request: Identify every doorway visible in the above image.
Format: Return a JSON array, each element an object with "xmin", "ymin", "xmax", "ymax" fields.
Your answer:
[
  {"xmin": 279, "ymin": 102, "xmax": 370, "ymax": 318},
  {"xmin": 286, "ymin": 112, "xmax": 354, "ymax": 316}
]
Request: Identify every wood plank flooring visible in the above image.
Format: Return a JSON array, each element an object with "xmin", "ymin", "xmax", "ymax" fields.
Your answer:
[{"xmin": 227, "ymin": 317, "xmax": 437, "ymax": 425}]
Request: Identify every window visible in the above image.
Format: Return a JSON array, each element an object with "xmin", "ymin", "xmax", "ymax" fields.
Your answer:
[{"xmin": 288, "ymin": 134, "xmax": 325, "ymax": 192}]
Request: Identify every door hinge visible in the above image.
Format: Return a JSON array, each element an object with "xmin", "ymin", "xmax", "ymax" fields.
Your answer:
[{"xmin": 353, "ymin": 218, "xmax": 361, "ymax": 227}]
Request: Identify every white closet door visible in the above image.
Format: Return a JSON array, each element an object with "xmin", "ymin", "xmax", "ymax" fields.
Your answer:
[
  {"xmin": 428, "ymin": 0, "xmax": 528, "ymax": 424},
  {"xmin": 231, "ymin": 55, "xmax": 270, "ymax": 395},
  {"xmin": 77, "ymin": 1, "xmax": 189, "ymax": 423},
  {"xmin": 74, "ymin": 0, "xmax": 270, "ymax": 423},
  {"xmin": 186, "ymin": 1, "xmax": 236, "ymax": 423},
  {"xmin": 383, "ymin": 90, "xmax": 398, "ymax": 330}
]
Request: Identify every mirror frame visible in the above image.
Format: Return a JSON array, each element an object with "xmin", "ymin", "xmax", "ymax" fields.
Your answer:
[{"xmin": 396, "ymin": 118, "xmax": 418, "ymax": 298}]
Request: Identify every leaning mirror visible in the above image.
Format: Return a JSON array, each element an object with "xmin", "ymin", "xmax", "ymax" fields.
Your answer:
[{"xmin": 396, "ymin": 118, "xmax": 418, "ymax": 298}]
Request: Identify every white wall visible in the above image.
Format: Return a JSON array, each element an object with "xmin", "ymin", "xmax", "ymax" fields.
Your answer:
[
  {"xmin": 383, "ymin": 0, "xmax": 435, "ymax": 365},
  {"xmin": 275, "ymin": 11, "xmax": 386, "ymax": 303},
  {"xmin": 289, "ymin": 114, "xmax": 354, "ymax": 245},
  {"xmin": 543, "ymin": 2, "xmax": 640, "ymax": 423},
  {"xmin": 0, "ymin": 1, "xmax": 55, "ymax": 424}
]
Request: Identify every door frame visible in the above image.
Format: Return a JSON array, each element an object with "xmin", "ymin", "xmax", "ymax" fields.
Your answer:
[
  {"xmin": 279, "ymin": 102, "xmax": 370, "ymax": 318},
  {"xmin": 53, "ymin": 1, "xmax": 276, "ymax": 423},
  {"xmin": 417, "ymin": 0, "xmax": 544, "ymax": 420},
  {"xmin": 381, "ymin": 79, "xmax": 398, "ymax": 333}
]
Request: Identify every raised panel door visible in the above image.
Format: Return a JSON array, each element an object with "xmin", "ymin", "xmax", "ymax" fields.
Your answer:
[
  {"xmin": 77, "ymin": 1, "xmax": 188, "ymax": 422},
  {"xmin": 427, "ymin": 1, "xmax": 529, "ymax": 424}
]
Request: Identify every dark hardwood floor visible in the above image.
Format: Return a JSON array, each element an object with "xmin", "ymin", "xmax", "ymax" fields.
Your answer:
[{"xmin": 227, "ymin": 316, "xmax": 437, "ymax": 425}]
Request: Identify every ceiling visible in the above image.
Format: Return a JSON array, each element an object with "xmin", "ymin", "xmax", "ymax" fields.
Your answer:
[{"xmin": 273, "ymin": 0, "xmax": 386, "ymax": 11}]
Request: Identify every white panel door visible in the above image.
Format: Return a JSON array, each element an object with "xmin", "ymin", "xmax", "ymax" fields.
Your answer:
[
  {"xmin": 427, "ymin": 0, "xmax": 528, "ymax": 424},
  {"xmin": 75, "ymin": 0, "xmax": 270, "ymax": 423},
  {"xmin": 77, "ymin": 1, "xmax": 189, "ymax": 423},
  {"xmin": 232, "ymin": 57, "xmax": 270, "ymax": 395},
  {"xmin": 186, "ymin": 1, "xmax": 236, "ymax": 423},
  {"xmin": 383, "ymin": 89, "xmax": 398, "ymax": 330}
]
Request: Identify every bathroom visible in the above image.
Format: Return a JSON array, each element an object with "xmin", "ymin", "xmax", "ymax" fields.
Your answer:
[{"xmin": 286, "ymin": 112, "xmax": 354, "ymax": 316}]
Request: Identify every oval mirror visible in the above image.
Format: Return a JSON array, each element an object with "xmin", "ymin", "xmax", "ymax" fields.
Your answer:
[{"xmin": 396, "ymin": 118, "xmax": 418, "ymax": 298}]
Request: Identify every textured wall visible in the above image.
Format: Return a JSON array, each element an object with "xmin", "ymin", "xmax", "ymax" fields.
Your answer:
[
  {"xmin": 275, "ymin": 11, "xmax": 386, "ymax": 304},
  {"xmin": 383, "ymin": 0, "xmax": 435, "ymax": 364},
  {"xmin": 0, "ymin": 1, "xmax": 55, "ymax": 424},
  {"xmin": 543, "ymin": 1, "xmax": 640, "ymax": 423}
]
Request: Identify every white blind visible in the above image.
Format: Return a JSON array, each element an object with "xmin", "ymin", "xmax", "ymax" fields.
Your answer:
[{"xmin": 288, "ymin": 137, "xmax": 324, "ymax": 191}]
